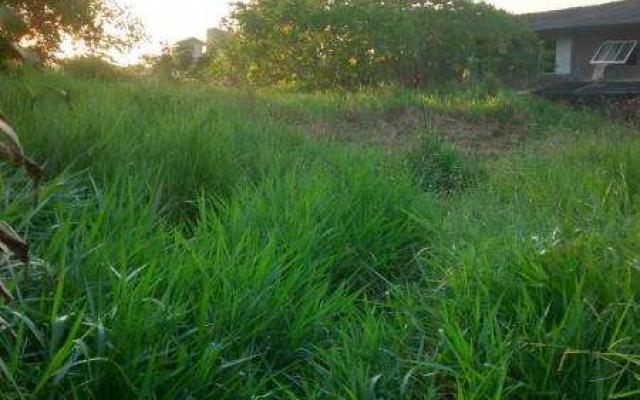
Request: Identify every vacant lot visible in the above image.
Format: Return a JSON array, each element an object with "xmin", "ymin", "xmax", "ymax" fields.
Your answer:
[{"xmin": 2, "ymin": 73, "xmax": 640, "ymax": 399}]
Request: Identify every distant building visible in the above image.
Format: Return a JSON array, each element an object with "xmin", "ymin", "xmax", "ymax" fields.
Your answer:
[
  {"xmin": 171, "ymin": 29, "xmax": 231, "ymax": 78},
  {"xmin": 174, "ymin": 37, "xmax": 206, "ymax": 62},
  {"xmin": 526, "ymin": 0, "xmax": 640, "ymax": 95},
  {"xmin": 171, "ymin": 37, "xmax": 206, "ymax": 78}
]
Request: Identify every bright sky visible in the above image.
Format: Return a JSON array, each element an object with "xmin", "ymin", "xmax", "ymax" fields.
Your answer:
[{"xmin": 114, "ymin": 0, "xmax": 614, "ymax": 64}]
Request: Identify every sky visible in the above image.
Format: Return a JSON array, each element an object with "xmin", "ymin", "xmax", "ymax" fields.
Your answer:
[{"xmin": 113, "ymin": 0, "xmax": 614, "ymax": 63}]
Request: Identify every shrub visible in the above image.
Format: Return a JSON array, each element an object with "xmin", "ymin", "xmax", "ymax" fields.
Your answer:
[
  {"xmin": 216, "ymin": 0, "xmax": 539, "ymax": 88},
  {"xmin": 407, "ymin": 134, "xmax": 479, "ymax": 194}
]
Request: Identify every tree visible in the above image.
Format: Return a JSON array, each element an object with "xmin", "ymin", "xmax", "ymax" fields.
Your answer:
[
  {"xmin": 221, "ymin": 0, "xmax": 540, "ymax": 88},
  {"xmin": 0, "ymin": 0, "xmax": 144, "ymax": 61}
]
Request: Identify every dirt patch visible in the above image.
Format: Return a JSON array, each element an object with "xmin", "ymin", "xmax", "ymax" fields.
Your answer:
[
  {"xmin": 419, "ymin": 108, "xmax": 525, "ymax": 156},
  {"xmin": 272, "ymin": 105, "xmax": 527, "ymax": 156}
]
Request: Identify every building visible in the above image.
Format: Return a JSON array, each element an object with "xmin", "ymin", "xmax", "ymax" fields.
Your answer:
[
  {"xmin": 174, "ymin": 37, "xmax": 206, "ymax": 62},
  {"xmin": 170, "ymin": 29, "xmax": 231, "ymax": 78},
  {"xmin": 170, "ymin": 37, "xmax": 206, "ymax": 78},
  {"xmin": 527, "ymin": 0, "xmax": 640, "ymax": 94}
]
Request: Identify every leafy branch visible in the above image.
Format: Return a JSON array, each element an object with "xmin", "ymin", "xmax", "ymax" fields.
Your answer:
[{"xmin": 0, "ymin": 110, "xmax": 44, "ymax": 302}]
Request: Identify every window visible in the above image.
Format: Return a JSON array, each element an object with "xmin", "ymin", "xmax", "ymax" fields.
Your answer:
[
  {"xmin": 591, "ymin": 40, "xmax": 638, "ymax": 64},
  {"xmin": 555, "ymin": 38, "xmax": 573, "ymax": 74},
  {"xmin": 540, "ymin": 37, "xmax": 572, "ymax": 75}
]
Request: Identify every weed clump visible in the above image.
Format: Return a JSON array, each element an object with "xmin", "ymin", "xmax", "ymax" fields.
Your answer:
[{"xmin": 407, "ymin": 134, "xmax": 479, "ymax": 194}]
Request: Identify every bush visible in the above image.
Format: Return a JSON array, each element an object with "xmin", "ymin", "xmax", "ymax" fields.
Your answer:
[
  {"xmin": 215, "ymin": 0, "xmax": 540, "ymax": 88},
  {"xmin": 408, "ymin": 134, "xmax": 479, "ymax": 194}
]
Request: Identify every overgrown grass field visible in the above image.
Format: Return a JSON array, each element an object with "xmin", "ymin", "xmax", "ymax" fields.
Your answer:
[{"xmin": 1, "ymin": 72, "xmax": 640, "ymax": 399}]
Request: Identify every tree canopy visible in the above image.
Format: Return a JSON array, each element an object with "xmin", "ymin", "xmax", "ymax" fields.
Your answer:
[
  {"xmin": 213, "ymin": 0, "xmax": 539, "ymax": 88},
  {"xmin": 0, "ymin": 0, "xmax": 143, "ymax": 62}
]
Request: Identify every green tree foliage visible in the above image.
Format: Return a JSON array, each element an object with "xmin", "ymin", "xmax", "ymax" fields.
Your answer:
[
  {"xmin": 144, "ymin": 45, "xmax": 176, "ymax": 80},
  {"xmin": 0, "ymin": 1, "xmax": 143, "ymax": 61},
  {"xmin": 218, "ymin": 0, "xmax": 539, "ymax": 88}
]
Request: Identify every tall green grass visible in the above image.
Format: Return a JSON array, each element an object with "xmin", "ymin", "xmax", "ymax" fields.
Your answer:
[{"xmin": 1, "ymin": 72, "xmax": 639, "ymax": 398}]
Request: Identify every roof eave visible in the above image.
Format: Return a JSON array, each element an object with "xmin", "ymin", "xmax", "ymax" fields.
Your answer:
[{"xmin": 532, "ymin": 21, "xmax": 640, "ymax": 35}]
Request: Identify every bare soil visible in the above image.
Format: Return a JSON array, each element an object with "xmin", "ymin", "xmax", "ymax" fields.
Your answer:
[{"xmin": 272, "ymin": 105, "xmax": 527, "ymax": 156}]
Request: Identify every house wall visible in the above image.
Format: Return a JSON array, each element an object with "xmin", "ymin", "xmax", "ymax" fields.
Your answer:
[
  {"xmin": 570, "ymin": 26, "xmax": 640, "ymax": 81},
  {"xmin": 192, "ymin": 45, "xmax": 203, "ymax": 59}
]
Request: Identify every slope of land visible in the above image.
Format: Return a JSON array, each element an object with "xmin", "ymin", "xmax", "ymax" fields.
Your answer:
[{"xmin": 1, "ymin": 73, "xmax": 640, "ymax": 399}]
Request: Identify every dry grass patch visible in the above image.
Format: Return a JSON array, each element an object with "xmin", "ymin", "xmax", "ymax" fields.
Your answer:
[{"xmin": 268, "ymin": 103, "xmax": 527, "ymax": 156}]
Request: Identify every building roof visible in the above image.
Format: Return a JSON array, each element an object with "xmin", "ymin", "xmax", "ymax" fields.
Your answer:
[
  {"xmin": 175, "ymin": 37, "xmax": 205, "ymax": 47},
  {"xmin": 526, "ymin": 0, "xmax": 640, "ymax": 32}
]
